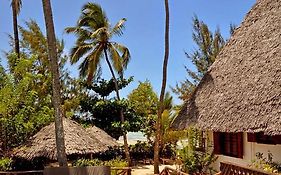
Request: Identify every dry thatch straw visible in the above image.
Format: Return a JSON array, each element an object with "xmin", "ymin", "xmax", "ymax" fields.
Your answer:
[
  {"xmin": 172, "ymin": 0, "xmax": 281, "ymax": 135},
  {"xmin": 86, "ymin": 126, "xmax": 118, "ymax": 148},
  {"xmin": 14, "ymin": 118, "xmax": 108, "ymax": 160}
]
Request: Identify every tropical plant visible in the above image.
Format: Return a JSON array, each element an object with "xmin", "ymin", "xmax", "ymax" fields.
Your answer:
[
  {"xmin": 0, "ymin": 157, "xmax": 13, "ymax": 171},
  {"xmin": 73, "ymin": 157, "xmax": 127, "ymax": 175},
  {"xmin": 41, "ymin": 0, "xmax": 67, "ymax": 166},
  {"xmin": 172, "ymin": 16, "xmax": 226, "ymax": 101},
  {"xmin": 250, "ymin": 152, "xmax": 281, "ymax": 173},
  {"xmin": 0, "ymin": 56, "xmax": 54, "ymax": 155},
  {"xmin": 11, "ymin": 0, "xmax": 22, "ymax": 58},
  {"xmin": 127, "ymin": 80, "xmax": 158, "ymax": 141},
  {"xmin": 154, "ymin": 0, "xmax": 170, "ymax": 173},
  {"xmin": 65, "ymin": 2, "xmax": 131, "ymax": 166},
  {"xmin": 178, "ymin": 127, "xmax": 217, "ymax": 174},
  {"xmin": 76, "ymin": 78, "xmax": 142, "ymax": 140}
]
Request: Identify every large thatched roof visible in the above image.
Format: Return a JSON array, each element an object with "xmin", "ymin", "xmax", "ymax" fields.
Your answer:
[
  {"xmin": 172, "ymin": 0, "xmax": 281, "ymax": 135},
  {"xmin": 86, "ymin": 126, "xmax": 118, "ymax": 147},
  {"xmin": 14, "ymin": 118, "xmax": 108, "ymax": 160}
]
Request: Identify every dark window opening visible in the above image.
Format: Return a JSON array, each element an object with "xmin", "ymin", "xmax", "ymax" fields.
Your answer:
[
  {"xmin": 213, "ymin": 132, "xmax": 243, "ymax": 158},
  {"xmin": 247, "ymin": 133, "xmax": 281, "ymax": 145}
]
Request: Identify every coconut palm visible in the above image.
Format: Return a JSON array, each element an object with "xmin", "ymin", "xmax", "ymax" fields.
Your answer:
[
  {"xmin": 154, "ymin": 0, "xmax": 170, "ymax": 174},
  {"xmin": 41, "ymin": 0, "xmax": 67, "ymax": 166},
  {"xmin": 11, "ymin": 0, "xmax": 21, "ymax": 58},
  {"xmin": 65, "ymin": 2, "xmax": 131, "ymax": 166}
]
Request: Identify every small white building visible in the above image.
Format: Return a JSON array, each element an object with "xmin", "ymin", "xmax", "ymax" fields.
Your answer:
[{"xmin": 172, "ymin": 0, "xmax": 281, "ymax": 172}]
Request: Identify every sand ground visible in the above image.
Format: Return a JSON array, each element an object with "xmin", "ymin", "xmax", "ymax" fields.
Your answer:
[{"xmin": 131, "ymin": 165, "xmax": 178, "ymax": 175}]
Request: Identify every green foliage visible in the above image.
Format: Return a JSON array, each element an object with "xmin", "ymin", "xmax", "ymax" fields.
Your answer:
[
  {"xmin": 66, "ymin": 2, "xmax": 130, "ymax": 82},
  {"xmin": 0, "ymin": 157, "xmax": 13, "ymax": 171},
  {"xmin": 129, "ymin": 141, "xmax": 154, "ymax": 160},
  {"xmin": 161, "ymin": 109, "xmax": 188, "ymax": 150},
  {"xmin": 178, "ymin": 127, "xmax": 217, "ymax": 174},
  {"xmin": 88, "ymin": 77, "xmax": 133, "ymax": 98},
  {"xmin": 73, "ymin": 157, "xmax": 127, "ymax": 168},
  {"xmin": 127, "ymin": 80, "xmax": 158, "ymax": 140},
  {"xmin": 128, "ymin": 80, "xmax": 158, "ymax": 116},
  {"xmin": 75, "ymin": 77, "xmax": 142, "ymax": 139},
  {"xmin": 0, "ymin": 56, "xmax": 54, "ymax": 153},
  {"xmin": 172, "ymin": 16, "xmax": 226, "ymax": 101},
  {"xmin": 73, "ymin": 159, "xmax": 101, "ymax": 167},
  {"xmin": 73, "ymin": 157, "xmax": 127, "ymax": 175},
  {"xmin": 250, "ymin": 152, "xmax": 281, "ymax": 173}
]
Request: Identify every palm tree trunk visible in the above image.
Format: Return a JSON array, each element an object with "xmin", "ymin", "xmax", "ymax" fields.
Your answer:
[
  {"xmin": 154, "ymin": 0, "xmax": 170, "ymax": 174},
  {"xmin": 104, "ymin": 49, "xmax": 131, "ymax": 168},
  {"xmin": 41, "ymin": 0, "xmax": 67, "ymax": 167},
  {"xmin": 12, "ymin": 2, "xmax": 20, "ymax": 59}
]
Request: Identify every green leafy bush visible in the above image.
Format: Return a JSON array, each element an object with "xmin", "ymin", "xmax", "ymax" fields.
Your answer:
[
  {"xmin": 178, "ymin": 127, "xmax": 217, "ymax": 174},
  {"xmin": 72, "ymin": 157, "xmax": 127, "ymax": 175},
  {"xmin": 250, "ymin": 152, "xmax": 281, "ymax": 173},
  {"xmin": 0, "ymin": 157, "xmax": 13, "ymax": 171},
  {"xmin": 103, "ymin": 158, "xmax": 127, "ymax": 167},
  {"xmin": 72, "ymin": 157, "xmax": 127, "ymax": 168},
  {"xmin": 72, "ymin": 158, "xmax": 102, "ymax": 167}
]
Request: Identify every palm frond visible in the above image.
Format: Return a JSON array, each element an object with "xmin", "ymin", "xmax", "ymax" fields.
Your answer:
[
  {"xmin": 111, "ymin": 42, "xmax": 131, "ymax": 70},
  {"xmin": 108, "ymin": 44, "xmax": 123, "ymax": 75},
  {"xmin": 80, "ymin": 2, "xmax": 109, "ymax": 30},
  {"xmin": 69, "ymin": 43, "xmax": 93, "ymax": 64},
  {"xmin": 110, "ymin": 18, "xmax": 126, "ymax": 37},
  {"xmin": 79, "ymin": 57, "xmax": 90, "ymax": 78},
  {"xmin": 90, "ymin": 27, "xmax": 107, "ymax": 40},
  {"xmin": 65, "ymin": 27, "xmax": 91, "ymax": 38},
  {"xmin": 64, "ymin": 27, "xmax": 78, "ymax": 34},
  {"xmin": 85, "ymin": 44, "xmax": 104, "ymax": 82}
]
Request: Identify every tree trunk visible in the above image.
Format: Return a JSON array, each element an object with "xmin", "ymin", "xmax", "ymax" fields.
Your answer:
[
  {"xmin": 12, "ymin": 1, "xmax": 20, "ymax": 59},
  {"xmin": 41, "ymin": 0, "xmax": 67, "ymax": 167},
  {"xmin": 104, "ymin": 49, "xmax": 131, "ymax": 168},
  {"xmin": 154, "ymin": 0, "xmax": 170, "ymax": 174}
]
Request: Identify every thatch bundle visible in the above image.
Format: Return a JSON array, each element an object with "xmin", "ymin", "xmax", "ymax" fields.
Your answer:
[
  {"xmin": 14, "ymin": 118, "xmax": 108, "ymax": 160},
  {"xmin": 172, "ymin": 0, "xmax": 281, "ymax": 135},
  {"xmin": 86, "ymin": 126, "xmax": 118, "ymax": 148}
]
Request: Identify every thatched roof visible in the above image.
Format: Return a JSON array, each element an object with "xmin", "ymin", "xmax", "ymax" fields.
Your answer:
[
  {"xmin": 172, "ymin": 0, "xmax": 281, "ymax": 135},
  {"xmin": 14, "ymin": 118, "xmax": 108, "ymax": 160},
  {"xmin": 86, "ymin": 126, "xmax": 118, "ymax": 147}
]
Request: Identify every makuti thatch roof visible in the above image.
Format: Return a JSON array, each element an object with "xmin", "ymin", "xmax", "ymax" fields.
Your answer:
[
  {"xmin": 86, "ymin": 126, "xmax": 118, "ymax": 147},
  {"xmin": 172, "ymin": 0, "xmax": 281, "ymax": 135},
  {"xmin": 14, "ymin": 118, "xmax": 108, "ymax": 160}
]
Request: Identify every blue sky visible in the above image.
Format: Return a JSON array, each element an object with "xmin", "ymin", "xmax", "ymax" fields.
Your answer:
[{"xmin": 0, "ymin": 0, "xmax": 256, "ymax": 104}]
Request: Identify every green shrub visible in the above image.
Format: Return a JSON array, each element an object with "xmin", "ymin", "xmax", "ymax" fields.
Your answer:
[
  {"xmin": 72, "ymin": 157, "xmax": 127, "ymax": 168},
  {"xmin": 0, "ymin": 157, "xmax": 13, "ymax": 171},
  {"xmin": 250, "ymin": 152, "xmax": 281, "ymax": 173},
  {"xmin": 72, "ymin": 158, "xmax": 102, "ymax": 167},
  {"xmin": 72, "ymin": 157, "xmax": 127, "ymax": 175},
  {"xmin": 178, "ymin": 127, "xmax": 217, "ymax": 174}
]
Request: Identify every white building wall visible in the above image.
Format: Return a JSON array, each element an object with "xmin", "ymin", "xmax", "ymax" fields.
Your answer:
[{"xmin": 208, "ymin": 132, "xmax": 281, "ymax": 172}]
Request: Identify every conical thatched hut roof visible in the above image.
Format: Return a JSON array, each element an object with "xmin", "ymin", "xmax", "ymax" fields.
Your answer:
[
  {"xmin": 86, "ymin": 126, "xmax": 118, "ymax": 147},
  {"xmin": 14, "ymin": 118, "xmax": 108, "ymax": 160},
  {"xmin": 172, "ymin": 0, "xmax": 281, "ymax": 135}
]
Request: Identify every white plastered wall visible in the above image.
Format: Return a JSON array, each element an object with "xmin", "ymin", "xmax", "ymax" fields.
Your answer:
[{"xmin": 208, "ymin": 131, "xmax": 281, "ymax": 172}]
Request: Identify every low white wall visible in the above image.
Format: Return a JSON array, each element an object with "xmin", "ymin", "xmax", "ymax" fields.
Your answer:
[{"xmin": 208, "ymin": 132, "xmax": 281, "ymax": 172}]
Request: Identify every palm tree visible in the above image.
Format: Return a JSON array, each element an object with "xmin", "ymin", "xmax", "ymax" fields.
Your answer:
[
  {"xmin": 65, "ymin": 2, "xmax": 131, "ymax": 166},
  {"xmin": 154, "ymin": 0, "xmax": 170, "ymax": 174},
  {"xmin": 11, "ymin": 0, "xmax": 21, "ymax": 58},
  {"xmin": 41, "ymin": 0, "xmax": 67, "ymax": 166}
]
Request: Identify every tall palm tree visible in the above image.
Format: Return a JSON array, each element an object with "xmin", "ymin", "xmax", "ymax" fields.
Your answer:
[
  {"xmin": 154, "ymin": 0, "xmax": 170, "ymax": 174},
  {"xmin": 65, "ymin": 2, "xmax": 131, "ymax": 166},
  {"xmin": 11, "ymin": 0, "xmax": 21, "ymax": 58},
  {"xmin": 41, "ymin": 0, "xmax": 67, "ymax": 166}
]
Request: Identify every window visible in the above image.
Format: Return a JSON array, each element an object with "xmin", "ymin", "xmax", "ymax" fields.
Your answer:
[
  {"xmin": 213, "ymin": 132, "xmax": 243, "ymax": 158},
  {"xmin": 247, "ymin": 133, "xmax": 281, "ymax": 145}
]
